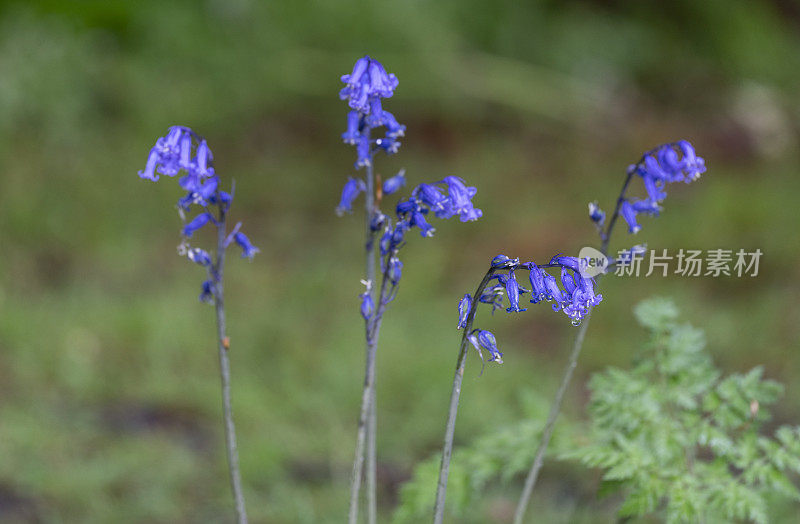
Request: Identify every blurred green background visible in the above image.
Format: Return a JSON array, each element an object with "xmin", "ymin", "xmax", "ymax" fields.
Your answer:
[{"xmin": 1, "ymin": 1, "xmax": 799, "ymax": 522}]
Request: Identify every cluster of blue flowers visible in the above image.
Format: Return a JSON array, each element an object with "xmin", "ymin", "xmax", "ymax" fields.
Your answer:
[
  {"xmin": 360, "ymin": 175, "xmax": 483, "ymax": 315},
  {"xmin": 139, "ymin": 125, "xmax": 258, "ymax": 302},
  {"xmin": 591, "ymin": 141, "xmax": 706, "ymax": 234},
  {"xmin": 339, "ymin": 55, "xmax": 406, "ymax": 168},
  {"xmin": 336, "ymin": 57, "xmax": 482, "ymax": 320},
  {"xmin": 457, "ymin": 254, "xmax": 604, "ymax": 364}
]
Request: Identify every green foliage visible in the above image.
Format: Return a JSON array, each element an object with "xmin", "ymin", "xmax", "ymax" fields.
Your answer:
[
  {"xmin": 393, "ymin": 392, "xmax": 576, "ymax": 522},
  {"xmin": 565, "ymin": 297, "xmax": 800, "ymax": 523}
]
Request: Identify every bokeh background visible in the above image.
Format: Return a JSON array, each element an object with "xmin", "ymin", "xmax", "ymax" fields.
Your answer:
[{"xmin": 1, "ymin": 1, "xmax": 799, "ymax": 522}]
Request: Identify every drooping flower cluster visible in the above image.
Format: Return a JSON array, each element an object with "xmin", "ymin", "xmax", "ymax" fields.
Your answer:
[
  {"xmin": 591, "ymin": 141, "xmax": 706, "ymax": 235},
  {"xmin": 457, "ymin": 254, "xmax": 604, "ymax": 364},
  {"xmin": 139, "ymin": 125, "xmax": 258, "ymax": 302},
  {"xmin": 339, "ymin": 55, "xmax": 406, "ymax": 168}
]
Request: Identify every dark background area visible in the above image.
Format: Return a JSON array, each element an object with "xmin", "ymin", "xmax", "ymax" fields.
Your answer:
[{"xmin": 0, "ymin": 1, "xmax": 798, "ymax": 522}]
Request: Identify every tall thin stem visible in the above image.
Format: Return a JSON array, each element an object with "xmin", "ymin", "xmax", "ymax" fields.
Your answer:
[
  {"xmin": 214, "ymin": 208, "xmax": 248, "ymax": 524},
  {"xmin": 364, "ymin": 156, "xmax": 378, "ymax": 524},
  {"xmin": 433, "ymin": 267, "xmax": 497, "ymax": 524},
  {"xmin": 349, "ymin": 130, "xmax": 380, "ymax": 524},
  {"xmin": 348, "ymin": 334, "xmax": 378, "ymax": 524},
  {"xmin": 512, "ymin": 315, "xmax": 590, "ymax": 524},
  {"xmin": 349, "ymin": 242, "xmax": 392, "ymax": 524},
  {"xmin": 600, "ymin": 169, "xmax": 635, "ymax": 253},
  {"xmin": 366, "ymin": 385, "xmax": 377, "ymax": 524}
]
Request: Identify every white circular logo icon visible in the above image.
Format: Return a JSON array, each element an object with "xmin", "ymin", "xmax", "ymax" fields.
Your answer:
[{"xmin": 577, "ymin": 246, "xmax": 610, "ymax": 278}]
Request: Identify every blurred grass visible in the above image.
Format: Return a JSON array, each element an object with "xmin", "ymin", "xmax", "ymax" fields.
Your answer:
[{"xmin": 0, "ymin": 0, "xmax": 799, "ymax": 522}]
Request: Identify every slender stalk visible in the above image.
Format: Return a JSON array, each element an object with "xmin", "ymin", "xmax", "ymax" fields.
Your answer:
[
  {"xmin": 348, "ymin": 335, "xmax": 378, "ymax": 524},
  {"xmin": 512, "ymin": 315, "xmax": 590, "ymax": 524},
  {"xmin": 366, "ymin": 386, "xmax": 377, "ymax": 524},
  {"xmin": 364, "ymin": 157, "xmax": 378, "ymax": 524},
  {"xmin": 433, "ymin": 268, "xmax": 497, "ymax": 524},
  {"xmin": 600, "ymin": 168, "xmax": 635, "ymax": 253},
  {"xmin": 214, "ymin": 208, "xmax": 248, "ymax": 524},
  {"xmin": 349, "ymin": 132, "xmax": 380, "ymax": 524},
  {"xmin": 349, "ymin": 242, "xmax": 391, "ymax": 524}
]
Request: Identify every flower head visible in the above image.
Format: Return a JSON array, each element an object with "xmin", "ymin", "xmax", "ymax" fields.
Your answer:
[
  {"xmin": 615, "ymin": 141, "xmax": 705, "ymax": 236},
  {"xmin": 140, "ymin": 126, "xmax": 258, "ymax": 303},
  {"xmin": 339, "ymin": 56, "xmax": 403, "ymax": 169},
  {"xmin": 339, "ymin": 56, "xmax": 398, "ymax": 112}
]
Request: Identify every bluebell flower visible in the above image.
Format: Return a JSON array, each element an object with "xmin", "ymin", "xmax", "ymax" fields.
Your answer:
[
  {"xmin": 457, "ymin": 294, "xmax": 471, "ymax": 329},
  {"xmin": 209, "ymin": 191, "xmax": 232, "ymax": 207},
  {"xmin": 339, "ymin": 56, "xmax": 372, "ymax": 113},
  {"xmin": 140, "ymin": 150, "xmax": 160, "ymax": 181},
  {"xmin": 632, "ymin": 199, "xmax": 661, "ymax": 216},
  {"xmin": 620, "ymin": 200, "xmax": 641, "ymax": 234},
  {"xmin": 183, "ymin": 212, "xmax": 214, "ymax": 238},
  {"xmin": 356, "ymin": 134, "xmax": 371, "ymax": 168},
  {"xmin": 379, "ymin": 228, "xmax": 392, "ymax": 256},
  {"xmin": 342, "ymin": 111, "xmax": 361, "ymax": 145},
  {"xmin": 375, "ymin": 134, "xmax": 401, "ymax": 154},
  {"xmin": 234, "ymin": 232, "xmax": 259, "ymax": 259},
  {"xmin": 195, "ymin": 140, "xmax": 214, "ymax": 177},
  {"xmin": 467, "ymin": 330, "xmax": 503, "ymax": 364},
  {"xmin": 414, "ymin": 183, "xmax": 448, "ymax": 212},
  {"xmin": 388, "ymin": 257, "xmax": 403, "ymax": 283},
  {"xmin": 561, "ymin": 267, "xmax": 577, "ymax": 296},
  {"xmin": 439, "ymin": 176, "xmax": 483, "ymax": 222},
  {"xmin": 336, "ymin": 177, "xmax": 367, "ymax": 216},
  {"xmin": 642, "ymin": 175, "xmax": 667, "ymax": 203},
  {"xmin": 578, "ymin": 275, "xmax": 603, "ymax": 307},
  {"xmin": 382, "ymin": 170, "xmax": 406, "ymax": 196},
  {"xmin": 395, "ymin": 197, "xmax": 417, "ymax": 216},
  {"xmin": 543, "ymin": 273, "xmax": 565, "ymax": 306},
  {"xmin": 367, "ymin": 98, "xmax": 385, "ymax": 127},
  {"xmin": 382, "ymin": 111, "xmax": 406, "ymax": 138},
  {"xmin": 390, "ymin": 221, "xmax": 408, "ymax": 250},
  {"xmin": 188, "ymin": 247, "xmax": 213, "ymax": 267},
  {"xmin": 410, "ymin": 210, "xmax": 435, "ymax": 237},
  {"xmin": 369, "ymin": 212, "xmax": 387, "ymax": 232},
  {"xmin": 491, "ymin": 254, "xmax": 519, "ymax": 268},
  {"xmin": 199, "ymin": 280, "xmax": 214, "ymax": 304},
  {"xmin": 562, "ymin": 290, "xmax": 588, "ymax": 326},
  {"xmin": 677, "ymin": 140, "xmax": 706, "ymax": 180},
  {"xmin": 340, "ymin": 55, "xmax": 399, "ymax": 112},
  {"xmin": 504, "ymin": 269, "xmax": 527, "ymax": 313},
  {"xmin": 479, "ymin": 283, "xmax": 506, "ymax": 314},
  {"xmin": 360, "ymin": 290, "xmax": 374, "ymax": 321},
  {"xmin": 367, "ymin": 59, "xmax": 399, "ymax": 98},
  {"xmin": 527, "ymin": 263, "xmax": 546, "ymax": 303},
  {"xmin": 588, "ymin": 201, "xmax": 605, "ymax": 226}
]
